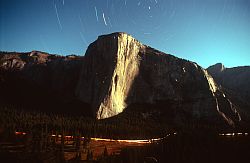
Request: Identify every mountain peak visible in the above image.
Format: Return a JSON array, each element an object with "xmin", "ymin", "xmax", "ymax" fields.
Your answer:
[
  {"xmin": 98, "ymin": 32, "xmax": 132, "ymax": 38},
  {"xmin": 76, "ymin": 33, "xmax": 240, "ymax": 126},
  {"xmin": 207, "ymin": 63, "xmax": 225, "ymax": 74},
  {"xmin": 96, "ymin": 32, "xmax": 143, "ymax": 48},
  {"xmin": 77, "ymin": 32, "xmax": 145, "ymax": 119},
  {"xmin": 1, "ymin": 33, "xmax": 243, "ymax": 127}
]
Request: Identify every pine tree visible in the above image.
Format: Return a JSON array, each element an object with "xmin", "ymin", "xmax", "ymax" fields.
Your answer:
[
  {"xmin": 87, "ymin": 149, "xmax": 93, "ymax": 161},
  {"xmin": 103, "ymin": 146, "xmax": 108, "ymax": 157}
]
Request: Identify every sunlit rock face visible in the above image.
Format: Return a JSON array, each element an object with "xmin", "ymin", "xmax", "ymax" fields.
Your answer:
[
  {"xmin": 207, "ymin": 63, "xmax": 250, "ymax": 123},
  {"xmin": 207, "ymin": 63, "xmax": 250, "ymax": 100},
  {"xmin": 76, "ymin": 33, "xmax": 144, "ymax": 118},
  {"xmin": 207, "ymin": 63, "xmax": 225, "ymax": 74},
  {"xmin": 76, "ymin": 32, "xmax": 241, "ymax": 125}
]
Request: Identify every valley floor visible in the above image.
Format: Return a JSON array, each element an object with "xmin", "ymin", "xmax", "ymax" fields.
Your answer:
[{"xmin": 0, "ymin": 131, "xmax": 249, "ymax": 163}]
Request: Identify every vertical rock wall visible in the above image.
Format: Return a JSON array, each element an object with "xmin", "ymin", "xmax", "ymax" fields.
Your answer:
[{"xmin": 76, "ymin": 32, "xmax": 241, "ymax": 126}]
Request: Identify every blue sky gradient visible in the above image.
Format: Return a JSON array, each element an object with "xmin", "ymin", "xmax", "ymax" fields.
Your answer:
[{"xmin": 0, "ymin": 0, "xmax": 249, "ymax": 68}]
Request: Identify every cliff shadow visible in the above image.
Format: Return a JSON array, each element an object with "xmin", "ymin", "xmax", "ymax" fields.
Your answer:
[{"xmin": 122, "ymin": 47, "xmax": 230, "ymax": 130}]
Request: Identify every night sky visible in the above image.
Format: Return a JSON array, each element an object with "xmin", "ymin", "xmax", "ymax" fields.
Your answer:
[{"xmin": 0, "ymin": 0, "xmax": 249, "ymax": 68}]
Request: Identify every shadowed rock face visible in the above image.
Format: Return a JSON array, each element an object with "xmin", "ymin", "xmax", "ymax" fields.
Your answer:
[
  {"xmin": 0, "ymin": 33, "xmax": 244, "ymax": 126},
  {"xmin": 207, "ymin": 63, "xmax": 250, "ymax": 102},
  {"xmin": 0, "ymin": 51, "xmax": 83, "ymax": 97},
  {"xmin": 0, "ymin": 51, "xmax": 91, "ymax": 115},
  {"xmin": 207, "ymin": 63, "xmax": 250, "ymax": 123},
  {"xmin": 76, "ymin": 32, "xmax": 241, "ymax": 126}
]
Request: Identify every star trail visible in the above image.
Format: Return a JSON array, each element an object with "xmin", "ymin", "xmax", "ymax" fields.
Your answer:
[
  {"xmin": 54, "ymin": 3, "xmax": 62, "ymax": 30},
  {"xmin": 0, "ymin": 0, "xmax": 249, "ymax": 68}
]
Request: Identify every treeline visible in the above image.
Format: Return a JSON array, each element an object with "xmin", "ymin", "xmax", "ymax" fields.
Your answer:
[
  {"xmin": 0, "ymin": 105, "xmax": 168, "ymax": 140},
  {"xmin": 1, "ymin": 103, "xmax": 244, "ymax": 141}
]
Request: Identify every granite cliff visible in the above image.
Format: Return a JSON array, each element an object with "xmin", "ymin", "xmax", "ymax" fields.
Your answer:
[
  {"xmin": 207, "ymin": 63, "xmax": 250, "ymax": 102},
  {"xmin": 0, "ymin": 33, "xmax": 245, "ymax": 127},
  {"xmin": 76, "ymin": 32, "xmax": 241, "ymax": 126},
  {"xmin": 207, "ymin": 63, "xmax": 250, "ymax": 124}
]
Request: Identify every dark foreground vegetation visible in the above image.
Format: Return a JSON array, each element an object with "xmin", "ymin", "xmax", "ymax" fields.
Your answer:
[
  {"xmin": 1, "ymin": 106, "xmax": 250, "ymax": 163},
  {"xmin": 108, "ymin": 133, "xmax": 250, "ymax": 163},
  {"xmin": 0, "ymin": 106, "xmax": 168, "ymax": 140},
  {"xmin": 0, "ymin": 131, "xmax": 249, "ymax": 163}
]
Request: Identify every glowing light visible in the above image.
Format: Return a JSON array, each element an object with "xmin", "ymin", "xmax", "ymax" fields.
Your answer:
[
  {"xmin": 91, "ymin": 138, "xmax": 151, "ymax": 144},
  {"xmin": 225, "ymin": 133, "xmax": 232, "ymax": 136},
  {"xmin": 219, "ymin": 132, "xmax": 249, "ymax": 137},
  {"xmin": 14, "ymin": 131, "xmax": 178, "ymax": 145},
  {"xmin": 15, "ymin": 131, "xmax": 27, "ymax": 135},
  {"xmin": 151, "ymin": 138, "xmax": 161, "ymax": 141},
  {"xmin": 90, "ymin": 132, "xmax": 176, "ymax": 144}
]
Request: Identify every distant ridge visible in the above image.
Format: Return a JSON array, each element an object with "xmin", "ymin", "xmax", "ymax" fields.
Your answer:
[{"xmin": 0, "ymin": 32, "xmax": 248, "ymax": 128}]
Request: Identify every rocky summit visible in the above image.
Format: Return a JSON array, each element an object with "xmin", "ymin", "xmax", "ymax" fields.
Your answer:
[
  {"xmin": 76, "ymin": 32, "xmax": 241, "ymax": 126},
  {"xmin": 207, "ymin": 63, "xmax": 250, "ymax": 124},
  {"xmin": 0, "ymin": 32, "xmax": 245, "ymax": 127}
]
